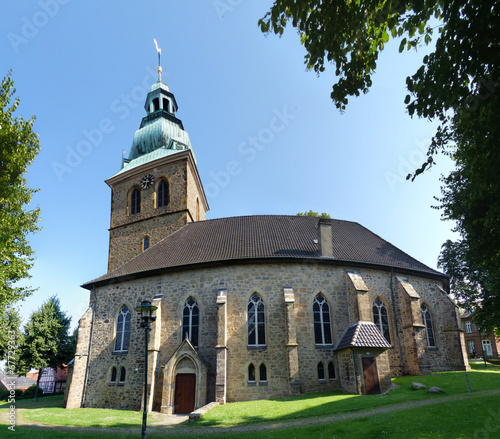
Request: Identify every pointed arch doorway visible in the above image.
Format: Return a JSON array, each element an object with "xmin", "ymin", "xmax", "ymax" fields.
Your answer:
[
  {"xmin": 174, "ymin": 373, "xmax": 196, "ymax": 414},
  {"xmin": 160, "ymin": 339, "xmax": 208, "ymax": 414}
]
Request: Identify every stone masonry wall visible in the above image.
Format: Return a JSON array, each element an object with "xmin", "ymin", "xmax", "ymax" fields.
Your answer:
[
  {"xmin": 72, "ymin": 261, "xmax": 468, "ymax": 410},
  {"xmin": 186, "ymin": 160, "xmax": 206, "ymax": 222},
  {"xmin": 107, "ymin": 158, "xmax": 193, "ymax": 271},
  {"xmin": 65, "ymin": 306, "xmax": 93, "ymax": 409}
]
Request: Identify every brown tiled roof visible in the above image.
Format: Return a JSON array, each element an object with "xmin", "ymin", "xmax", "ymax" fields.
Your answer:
[
  {"xmin": 334, "ymin": 321, "xmax": 393, "ymax": 351},
  {"xmin": 83, "ymin": 215, "xmax": 443, "ymax": 288}
]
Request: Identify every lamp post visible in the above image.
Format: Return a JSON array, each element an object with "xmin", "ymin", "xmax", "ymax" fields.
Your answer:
[{"xmin": 135, "ymin": 300, "xmax": 157, "ymax": 439}]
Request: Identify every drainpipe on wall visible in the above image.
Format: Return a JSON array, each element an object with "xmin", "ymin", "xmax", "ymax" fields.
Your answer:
[
  {"xmin": 390, "ymin": 268, "xmax": 405, "ymax": 374},
  {"xmin": 81, "ymin": 284, "xmax": 97, "ymax": 408}
]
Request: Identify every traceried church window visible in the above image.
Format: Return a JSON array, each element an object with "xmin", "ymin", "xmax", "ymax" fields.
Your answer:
[
  {"xmin": 313, "ymin": 294, "xmax": 332, "ymax": 346},
  {"xmin": 157, "ymin": 179, "xmax": 169, "ymax": 207},
  {"xmin": 421, "ymin": 304, "xmax": 436, "ymax": 347},
  {"xmin": 373, "ymin": 298, "xmax": 391, "ymax": 344},
  {"xmin": 248, "ymin": 294, "xmax": 266, "ymax": 347},
  {"xmin": 130, "ymin": 189, "xmax": 140, "ymax": 215},
  {"xmin": 114, "ymin": 306, "xmax": 131, "ymax": 352},
  {"xmin": 182, "ymin": 298, "xmax": 199, "ymax": 348}
]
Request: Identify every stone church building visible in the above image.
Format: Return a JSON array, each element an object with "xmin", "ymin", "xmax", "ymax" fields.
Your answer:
[{"xmin": 65, "ymin": 73, "xmax": 469, "ymax": 414}]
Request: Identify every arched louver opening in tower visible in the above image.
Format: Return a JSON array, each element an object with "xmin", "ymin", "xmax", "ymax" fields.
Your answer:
[
  {"xmin": 130, "ymin": 189, "xmax": 140, "ymax": 215},
  {"xmin": 157, "ymin": 179, "xmax": 169, "ymax": 208}
]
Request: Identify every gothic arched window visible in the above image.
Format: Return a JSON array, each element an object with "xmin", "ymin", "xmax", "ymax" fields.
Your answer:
[
  {"xmin": 119, "ymin": 367, "xmax": 126, "ymax": 385},
  {"xmin": 259, "ymin": 363, "xmax": 267, "ymax": 383},
  {"xmin": 130, "ymin": 189, "xmax": 140, "ymax": 215},
  {"xmin": 421, "ymin": 304, "xmax": 436, "ymax": 347},
  {"xmin": 328, "ymin": 361, "xmax": 336, "ymax": 381},
  {"xmin": 182, "ymin": 298, "xmax": 199, "ymax": 348},
  {"xmin": 157, "ymin": 179, "xmax": 169, "ymax": 207},
  {"xmin": 318, "ymin": 362, "xmax": 325, "ymax": 381},
  {"xmin": 248, "ymin": 294, "xmax": 266, "ymax": 347},
  {"xmin": 110, "ymin": 367, "xmax": 117, "ymax": 384},
  {"xmin": 114, "ymin": 306, "xmax": 131, "ymax": 352},
  {"xmin": 313, "ymin": 294, "xmax": 332, "ymax": 345},
  {"xmin": 373, "ymin": 298, "xmax": 391, "ymax": 344},
  {"xmin": 248, "ymin": 364, "xmax": 256, "ymax": 383}
]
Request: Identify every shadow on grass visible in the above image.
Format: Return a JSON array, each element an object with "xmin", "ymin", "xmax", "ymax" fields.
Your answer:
[
  {"xmin": 197, "ymin": 364, "xmax": 500, "ymax": 427},
  {"xmin": 0, "ymin": 395, "xmax": 64, "ymax": 409}
]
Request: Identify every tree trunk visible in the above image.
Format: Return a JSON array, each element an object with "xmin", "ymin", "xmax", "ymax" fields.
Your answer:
[{"xmin": 34, "ymin": 367, "xmax": 43, "ymax": 402}]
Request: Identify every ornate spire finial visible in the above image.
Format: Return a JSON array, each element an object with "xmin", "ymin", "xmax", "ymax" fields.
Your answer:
[{"xmin": 154, "ymin": 38, "xmax": 162, "ymax": 82}]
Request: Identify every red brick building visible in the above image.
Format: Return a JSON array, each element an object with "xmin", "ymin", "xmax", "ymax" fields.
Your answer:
[{"xmin": 461, "ymin": 312, "xmax": 500, "ymax": 358}]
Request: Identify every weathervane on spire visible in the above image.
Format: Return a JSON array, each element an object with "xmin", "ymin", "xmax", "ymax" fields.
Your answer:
[{"xmin": 154, "ymin": 38, "xmax": 162, "ymax": 82}]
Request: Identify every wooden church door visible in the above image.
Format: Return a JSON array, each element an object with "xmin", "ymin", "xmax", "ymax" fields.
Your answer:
[
  {"xmin": 362, "ymin": 357, "xmax": 381, "ymax": 394},
  {"xmin": 174, "ymin": 373, "xmax": 196, "ymax": 414}
]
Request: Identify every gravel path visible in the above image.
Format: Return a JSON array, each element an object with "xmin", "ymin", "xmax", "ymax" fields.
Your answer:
[{"xmin": 3, "ymin": 388, "xmax": 500, "ymax": 437}]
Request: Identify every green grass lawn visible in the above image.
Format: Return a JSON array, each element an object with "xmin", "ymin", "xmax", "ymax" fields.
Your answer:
[
  {"xmin": 196, "ymin": 360, "xmax": 500, "ymax": 426},
  {"xmin": 0, "ymin": 360, "xmax": 498, "ymax": 438},
  {"xmin": 2, "ymin": 394, "xmax": 499, "ymax": 439}
]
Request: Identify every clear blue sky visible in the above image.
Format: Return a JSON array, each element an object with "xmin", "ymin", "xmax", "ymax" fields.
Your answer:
[{"xmin": 1, "ymin": 1, "xmax": 456, "ymax": 330}]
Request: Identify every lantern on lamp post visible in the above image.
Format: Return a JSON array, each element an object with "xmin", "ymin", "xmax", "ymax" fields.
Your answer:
[{"xmin": 135, "ymin": 300, "xmax": 157, "ymax": 439}]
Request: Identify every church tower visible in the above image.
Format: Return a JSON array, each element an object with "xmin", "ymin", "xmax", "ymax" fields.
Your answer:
[{"xmin": 106, "ymin": 59, "xmax": 208, "ymax": 271}]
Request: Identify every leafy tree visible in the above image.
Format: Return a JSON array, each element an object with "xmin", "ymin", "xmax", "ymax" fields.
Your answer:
[
  {"xmin": 0, "ymin": 306, "xmax": 23, "ymax": 362},
  {"xmin": 18, "ymin": 296, "xmax": 74, "ymax": 400},
  {"xmin": 297, "ymin": 210, "xmax": 331, "ymax": 218},
  {"xmin": 0, "ymin": 70, "xmax": 41, "ymax": 308},
  {"xmin": 261, "ymin": 1, "xmax": 500, "ymax": 331}
]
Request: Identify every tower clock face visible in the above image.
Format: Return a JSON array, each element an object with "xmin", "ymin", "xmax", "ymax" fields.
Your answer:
[{"xmin": 140, "ymin": 174, "xmax": 155, "ymax": 190}]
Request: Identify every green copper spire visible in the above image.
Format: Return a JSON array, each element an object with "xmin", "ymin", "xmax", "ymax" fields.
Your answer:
[{"xmin": 122, "ymin": 42, "xmax": 195, "ymax": 171}]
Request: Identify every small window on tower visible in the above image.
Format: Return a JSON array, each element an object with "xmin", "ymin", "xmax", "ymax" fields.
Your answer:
[
  {"xmin": 130, "ymin": 189, "xmax": 140, "ymax": 215},
  {"xmin": 153, "ymin": 98, "xmax": 159, "ymax": 112},
  {"xmin": 143, "ymin": 236, "xmax": 150, "ymax": 251},
  {"xmin": 163, "ymin": 98, "xmax": 169, "ymax": 112}
]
